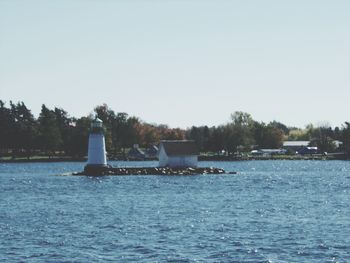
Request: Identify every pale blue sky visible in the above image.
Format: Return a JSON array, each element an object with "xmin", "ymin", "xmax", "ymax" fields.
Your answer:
[{"xmin": 1, "ymin": 0, "xmax": 349, "ymax": 128}]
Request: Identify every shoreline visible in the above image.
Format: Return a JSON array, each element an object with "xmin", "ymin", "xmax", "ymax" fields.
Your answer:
[{"xmin": 1, "ymin": 154, "xmax": 349, "ymax": 163}]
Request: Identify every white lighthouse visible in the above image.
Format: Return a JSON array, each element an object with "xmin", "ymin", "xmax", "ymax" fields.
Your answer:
[{"xmin": 84, "ymin": 117, "xmax": 108, "ymax": 174}]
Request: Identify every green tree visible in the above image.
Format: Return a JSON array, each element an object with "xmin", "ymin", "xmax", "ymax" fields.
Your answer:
[
  {"xmin": 6, "ymin": 101, "xmax": 38, "ymax": 158},
  {"xmin": 112, "ymin": 112, "xmax": 129, "ymax": 153},
  {"xmin": 54, "ymin": 107, "xmax": 72, "ymax": 153},
  {"xmin": 269, "ymin": 121, "xmax": 289, "ymax": 135},
  {"xmin": 225, "ymin": 111, "xmax": 255, "ymax": 154},
  {"xmin": 288, "ymin": 124, "xmax": 315, "ymax": 141},
  {"xmin": 310, "ymin": 125, "xmax": 336, "ymax": 153},
  {"xmin": 207, "ymin": 126, "xmax": 225, "ymax": 152},
  {"xmin": 341, "ymin": 122, "xmax": 350, "ymax": 155},
  {"xmin": 94, "ymin": 104, "xmax": 116, "ymax": 154},
  {"xmin": 38, "ymin": 105, "xmax": 63, "ymax": 156},
  {"xmin": 262, "ymin": 124, "xmax": 284, "ymax": 148},
  {"xmin": 187, "ymin": 126, "xmax": 212, "ymax": 152},
  {"xmin": 65, "ymin": 117, "xmax": 91, "ymax": 157},
  {"xmin": 253, "ymin": 122, "xmax": 285, "ymax": 149},
  {"xmin": 0, "ymin": 100, "xmax": 15, "ymax": 154},
  {"xmin": 124, "ymin": 116, "xmax": 142, "ymax": 146}
]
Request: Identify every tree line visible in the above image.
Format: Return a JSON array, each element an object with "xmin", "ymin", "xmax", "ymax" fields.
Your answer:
[
  {"xmin": 187, "ymin": 112, "xmax": 350, "ymax": 155},
  {"xmin": 0, "ymin": 100, "xmax": 350, "ymax": 158},
  {"xmin": 0, "ymin": 101, "xmax": 184, "ymax": 158}
]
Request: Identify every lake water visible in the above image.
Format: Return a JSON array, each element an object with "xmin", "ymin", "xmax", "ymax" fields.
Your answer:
[{"xmin": 1, "ymin": 160, "xmax": 350, "ymax": 262}]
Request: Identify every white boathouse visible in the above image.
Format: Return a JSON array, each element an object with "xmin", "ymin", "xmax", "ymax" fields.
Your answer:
[{"xmin": 158, "ymin": 140, "xmax": 198, "ymax": 168}]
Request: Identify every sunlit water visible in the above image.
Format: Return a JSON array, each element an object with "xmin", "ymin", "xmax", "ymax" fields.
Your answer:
[{"xmin": 1, "ymin": 160, "xmax": 350, "ymax": 262}]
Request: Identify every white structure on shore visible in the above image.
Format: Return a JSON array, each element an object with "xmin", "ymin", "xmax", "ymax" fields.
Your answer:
[
  {"xmin": 86, "ymin": 118, "xmax": 107, "ymax": 168},
  {"xmin": 158, "ymin": 140, "xmax": 198, "ymax": 168}
]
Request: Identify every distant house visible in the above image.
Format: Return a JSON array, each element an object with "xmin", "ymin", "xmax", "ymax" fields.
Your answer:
[
  {"xmin": 333, "ymin": 140, "xmax": 343, "ymax": 149},
  {"xmin": 158, "ymin": 140, "xmax": 198, "ymax": 167},
  {"xmin": 144, "ymin": 145, "xmax": 158, "ymax": 159},
  {"xmin": 251, "ymin": 149, "xmax": 287, "ymax": 156},
  {"xmin": 298, "ymin": 146, "xmax": 318, "ymax": 155},
  {"xmin": 283, "ymin": 141, "xmax": 310, "ymax": 153},
  {"xmin": 128, "ymin": 144, "xmax": 145, "ymax": 160}
]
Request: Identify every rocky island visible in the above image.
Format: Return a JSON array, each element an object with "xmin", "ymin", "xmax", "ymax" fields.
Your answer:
[
  {"xmin": 74, "ymin": 119, "xmax": 234, "ymax": 176},
  {"xmin": 73, "ymin": 166, "xmax": 233, "ymax": 176}
]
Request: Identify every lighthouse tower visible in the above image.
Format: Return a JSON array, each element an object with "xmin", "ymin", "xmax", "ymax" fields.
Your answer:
[{"xmin": 84, "ymin": 118, "xmax": 108, "ymax": 174}]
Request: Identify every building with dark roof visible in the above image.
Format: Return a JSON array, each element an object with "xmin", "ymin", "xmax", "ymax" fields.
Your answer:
[
  {"xmin": 283, "ymin": 141, "xmax": 310, "ymax": 153},
  {"xmin": 128, "ymin": 144, "xmax": 145, "ymax": 160},
  {"xmin": 158, "ymin": 140, "xmax": 198, "ymax": 167},
  {"xmin": 145, "ymin": 145, "xmax": 159, "ymax": 159}
]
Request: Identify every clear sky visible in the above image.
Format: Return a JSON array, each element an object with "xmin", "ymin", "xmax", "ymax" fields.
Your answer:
[{"xmin": 1, "ymin": 0, "xmax": 349, "ymax": 128}]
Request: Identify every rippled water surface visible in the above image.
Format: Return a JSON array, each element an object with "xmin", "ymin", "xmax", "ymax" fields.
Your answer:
[{"xmin": 1, "ymin": 160, "xmax": 350, "ymax": 262}]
